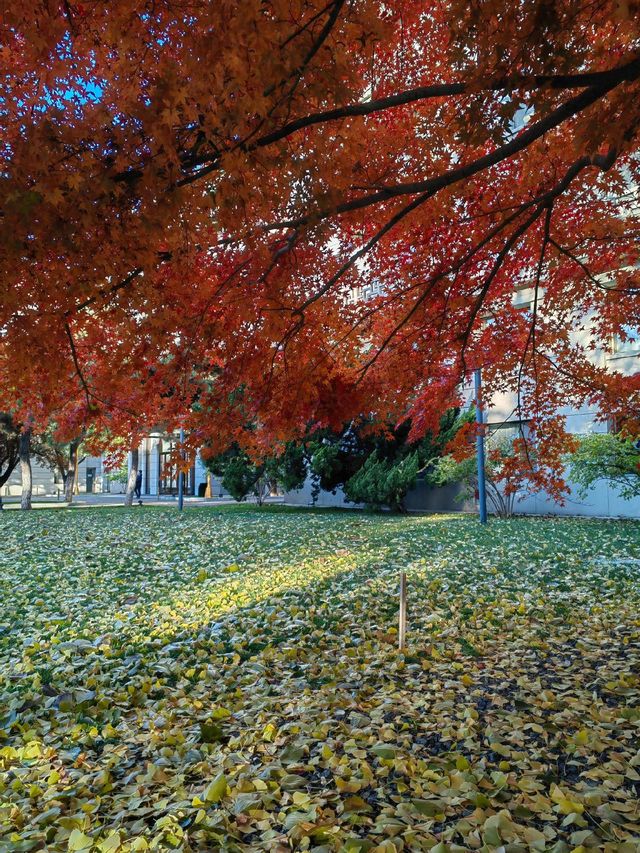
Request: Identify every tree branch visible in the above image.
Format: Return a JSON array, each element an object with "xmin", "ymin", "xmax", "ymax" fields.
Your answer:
[
  {"xmin": 264, "ymin": 69, "xmax": 635, "ymax": 230},
  {"xmin": 66, "ymin": 267, "xmax": 144, "ymax": 317},
  {"xmin": 252, "ymin": 56, "xmax": 640, "ymax": 152},
  {"xmin": 64, "ymin": 322, "xmax": 92, "ymax": 413}
]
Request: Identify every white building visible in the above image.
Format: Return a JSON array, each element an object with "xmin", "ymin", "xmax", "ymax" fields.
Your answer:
[
  {"xmin": 2, "ymin": 454, "xmax": 124, "ymax": 500},
  {"xmin": 130, "ymin": 433, "xmax": 228, "ymax": 498}
]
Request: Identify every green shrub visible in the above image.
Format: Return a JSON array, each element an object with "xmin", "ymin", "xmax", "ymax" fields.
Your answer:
[{"xmin": 344, "ymin": 451, "xmax": 420, "ymax": 511}]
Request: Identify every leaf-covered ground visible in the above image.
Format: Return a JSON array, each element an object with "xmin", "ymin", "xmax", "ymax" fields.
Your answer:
[{"xmin": 1, "ymin": 507, "xmax": 639, "ymax": 853}]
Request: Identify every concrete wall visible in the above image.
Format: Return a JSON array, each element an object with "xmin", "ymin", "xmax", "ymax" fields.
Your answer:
[
  {"xmin": 512, "ymin": 478, "xmax": 640, "ymax": 519},
  {"xmin": 3, "ymin": 458, "xmax": 56, "ymax": 498},
  {"xmin": 285, "ymin": 473, "xmax": 640, "ymax": 519},
  {"xmin": 285, "ymin": 479, "xmax": 360, "ymax": 508},
  {"xmin": 284, "ymin": 476, "xmax": 475, "ymax": 514},
  {"xmin": 405, "ymin": 479, "xmax": 476, "ymax": 514}
]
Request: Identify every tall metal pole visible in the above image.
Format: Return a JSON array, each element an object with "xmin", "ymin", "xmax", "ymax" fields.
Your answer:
[
  {"xmin": 474, "ymin": 369, "xmax": 488, "ymax": 524},
  {"xmin": 177, "ymin": 426, "xmax": 184, "ymax": 512}
]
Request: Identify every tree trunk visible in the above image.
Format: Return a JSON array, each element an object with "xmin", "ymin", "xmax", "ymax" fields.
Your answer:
[
  {"xmin": 19, "ymin": 428, "xmax": 32, "ymax": 510},
  {"xmin": 125, "ymin": 448, "xmax": 139, "ymax": 506},
  {"xmin": 65, "ymin": 440, "xmax": 80, "ymax": 503},
  {"xmin": 0, "ymin": 456, "xmax": 19, "ymax": 511}
]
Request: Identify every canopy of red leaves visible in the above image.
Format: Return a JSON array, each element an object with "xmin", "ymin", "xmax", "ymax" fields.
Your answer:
[{"xmin": 1, "ymin": 1, "xmax": 639, "ymax": 491}]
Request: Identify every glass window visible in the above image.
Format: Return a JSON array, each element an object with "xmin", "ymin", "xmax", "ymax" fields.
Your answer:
[{"xmin": 613, "ymin": 325, "xmax": 640, "ymax": 355}]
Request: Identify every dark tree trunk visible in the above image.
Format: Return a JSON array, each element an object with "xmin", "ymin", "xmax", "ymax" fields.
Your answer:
[
  {"xmin": 125, "ymin": 448, "xmax": 139, "ymax": 506},
  {"xmin": 65, "ymin": 440, "xmax": 80, "ymax": 503},
  {"xmin": 19, "ymin": 428, "xmax": 32, "ymax": 510},
  {"xmin": 0, "ymin": 453, "xmax": 19, "ymax": 511},
  {"xmin": 0, "ymin": 414, "xmax": 22, "ymax": 509}
]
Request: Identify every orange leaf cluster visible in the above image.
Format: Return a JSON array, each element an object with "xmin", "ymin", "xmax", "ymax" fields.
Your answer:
[{"xmin": 0, "ymin": 1, "xmax": 639, "ymax": 472}]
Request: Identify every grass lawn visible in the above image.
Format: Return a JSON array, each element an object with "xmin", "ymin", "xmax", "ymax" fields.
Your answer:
[{"xmin": 1, "ymin": 507, "xmax": 639, "ymax": 852}]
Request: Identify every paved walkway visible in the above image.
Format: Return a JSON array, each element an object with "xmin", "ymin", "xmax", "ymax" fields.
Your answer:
[{"xmin": 0, "ymin": 494, "xmax": 284, "ymax": 510}]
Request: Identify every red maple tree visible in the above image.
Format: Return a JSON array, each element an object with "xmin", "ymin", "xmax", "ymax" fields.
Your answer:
[{"xmin": 1, "ymin": 1, "xmax": 639, "ymax": 493}]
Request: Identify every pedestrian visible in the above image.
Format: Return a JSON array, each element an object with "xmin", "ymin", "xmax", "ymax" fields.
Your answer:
[{"xmin": 134, "ymin": 469, "xmax": 143, "ymax": 504}]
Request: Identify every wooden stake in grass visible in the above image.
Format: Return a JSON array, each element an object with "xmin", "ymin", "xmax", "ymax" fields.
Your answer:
[{"xmin": 399, "ymin": 571, "xmax": 407, "ymax": 651}]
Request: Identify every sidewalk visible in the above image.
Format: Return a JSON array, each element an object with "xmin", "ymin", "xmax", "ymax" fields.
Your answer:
[{"xmin": 0, "ymin": 494, "xmax": 284, "ymax": 510}]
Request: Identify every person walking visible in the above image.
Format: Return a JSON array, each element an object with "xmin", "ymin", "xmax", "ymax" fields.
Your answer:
[{"xmin": 134, "ymin": 469, "xmax": 143, "ymax": 504}]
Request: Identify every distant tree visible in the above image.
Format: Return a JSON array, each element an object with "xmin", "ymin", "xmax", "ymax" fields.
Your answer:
[
  {"xmin": 268, "ymin": 443, "xmax": 307, "ymax": 494},
  {"xmin": 0, "ymin": 414, "xmax": 20, "ymax": 510},
  {"xmin": 32, "ymin": 429, "xmax": 69, "ymax": 488},
  {"xmin": 568, "ymin": 433, "xmax": 640, "ymax": 500},
  {"xmin": 108, "ymin": 463, "xmax": 130, "ymax": 486},
  {"xmin": 33, "ymin": 429, "xmax": 85, "ymax": 503},
  {"xmin": 202, "ymin": 442, "xmax": 306, "ymax": 504}
]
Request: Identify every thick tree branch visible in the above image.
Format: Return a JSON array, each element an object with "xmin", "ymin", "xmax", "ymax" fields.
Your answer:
[
  {"xmin": 252, "ymin": 56, "xmax": 640, "ymax": 152},
  {"xmin": 125, "ymin": 56, "xmax": 640, "ymax": 193},
  {"xmin": 171, "ymin": 56, "xmax": 640, "ymax": 187},
  {"xmin": 265, "ymin": 69, "xmax": 634, "ymax": 230},
  {"xmin": 64, "ymin": 323, "xmax": 92, "ymax": 413}
]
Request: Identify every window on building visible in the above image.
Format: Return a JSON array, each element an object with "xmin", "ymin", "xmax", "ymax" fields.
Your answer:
[
  {"xmin": 487, "ymin": 421, "xmax": 530, "ymax": 446},
  {"xmin": 612, "ymin": 325, "xmax": 640, "ymax": 355}
]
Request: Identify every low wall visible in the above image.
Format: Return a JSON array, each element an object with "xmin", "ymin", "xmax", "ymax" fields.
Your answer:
[
  {"xmin": 512, "ymin": 478, "xmax": 640, "ymax": 519},
  {"xmin": 284, "ymin": 477, "xmax": 475, "ymax": 513}
]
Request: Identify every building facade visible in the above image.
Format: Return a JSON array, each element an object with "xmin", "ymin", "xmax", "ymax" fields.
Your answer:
[
  {"xmin": 482, "ymin": 285, "xmax": 640, "ymax": 517},
  {"xmin": 2, "ymin": 454, "xmax": 124, "ymax": 499},
  {"xmin": 130, "ymin": 433, "xmax": 228, "ymax": 498}
]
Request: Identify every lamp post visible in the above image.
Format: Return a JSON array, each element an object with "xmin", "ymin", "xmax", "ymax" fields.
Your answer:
[
  {"xmin": 474, "ymin": 369, "xmax": 488, "ymax": 524},
  {"xmin": 177, "ymin": 426, "xmax": 184, "ymax": 512}
]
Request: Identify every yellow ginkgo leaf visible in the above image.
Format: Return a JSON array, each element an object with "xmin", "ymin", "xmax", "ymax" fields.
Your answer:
[{"xmin": 67, "ymin": 829, "xmax": 93, "ymax": 851}]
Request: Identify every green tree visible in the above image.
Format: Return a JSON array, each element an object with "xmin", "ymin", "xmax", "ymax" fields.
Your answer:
[
  {"xmin": 266, "ymin": 443, "xmax": 307, "ymax": 494},
  {"xmin": 344, "ymin": 451, "xmax": 420, "ymax": 512},
  {"xmin": 202, "ymin": 442, "xmax": 307, "ymax": 504},
  {"xmin": 308, "ymin": 410, "xmax": 469, "ymax": 507},
  {"xmin": 568, "ymin": 433, "xmax": 640, "ymax": 500},
  {"xmin": 430, "ymin": 431, "xmax": 525, "ymax": 519}
]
